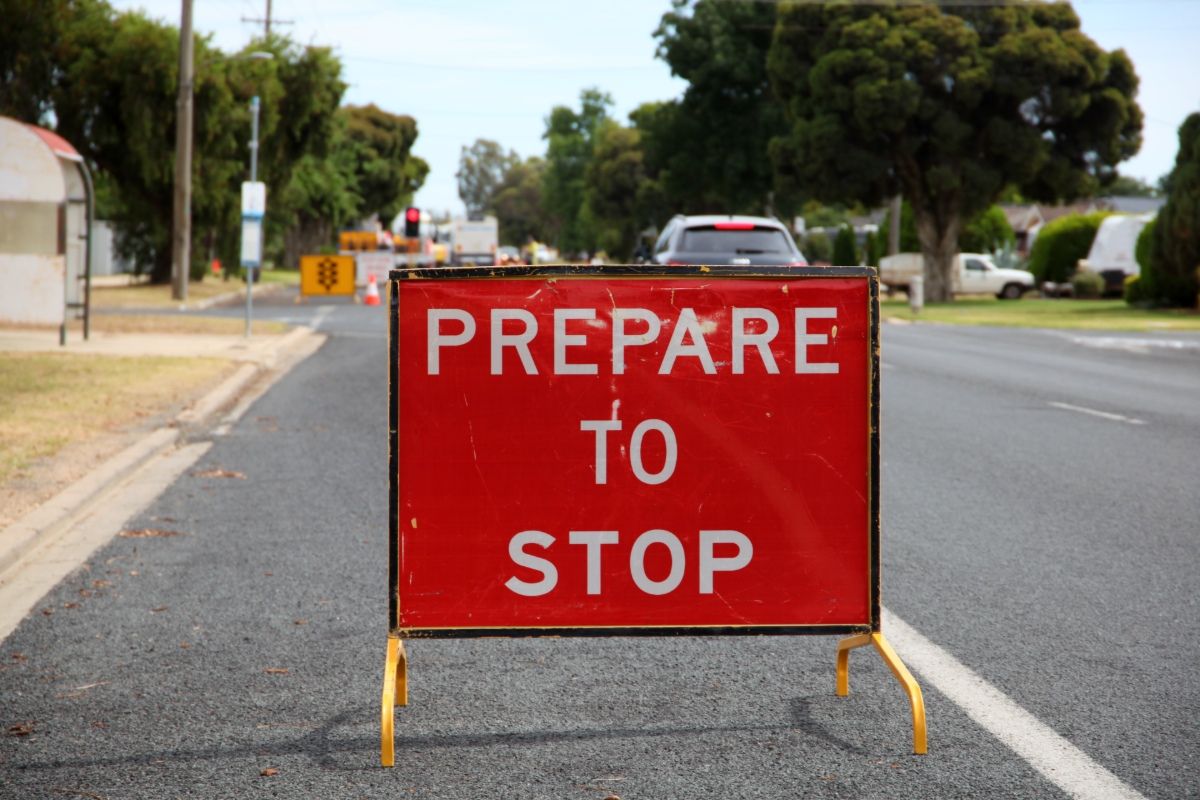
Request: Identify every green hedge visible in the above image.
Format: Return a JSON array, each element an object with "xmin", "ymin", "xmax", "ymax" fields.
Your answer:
[
  {"xmin": 832, "ymin": 224, "xmax": 859, "ymax": 266},
  {"xmin": 803, "ymin": 231, "xmax": 832, "ymax": 263},
  {"xmin": 1140, "ymin": 113, "xmax": 1200, "ymax": 308},
  {"xmin": 1028, "ymin": 212, "xmax": 1109, "ymax": 285},
  {"xmin": 1071, "ymin": 270, "xmax": 1105, "ymax": 299}
]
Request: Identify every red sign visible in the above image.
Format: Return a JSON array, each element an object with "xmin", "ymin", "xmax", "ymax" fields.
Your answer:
[{"xmin": 390, "ymin": 267, "xmax": 878, "ymax": 636}]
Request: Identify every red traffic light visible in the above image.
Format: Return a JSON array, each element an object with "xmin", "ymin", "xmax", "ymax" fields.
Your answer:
[{"xmin": 404, "ymin": 206, "xmax": 420, "ymax": 238}]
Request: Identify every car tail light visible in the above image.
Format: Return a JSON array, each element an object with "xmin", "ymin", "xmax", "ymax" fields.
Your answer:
[
  {"xmin": 713, "ymin": 222, "xmax": 755, "ymax": 230},
  {"xmin": 666, "ymin": 260, "xmax": 687, "ymax": 266},
  {"xmin": 788, "ymin": 260, "xmax": 808, "ymax": 267}
]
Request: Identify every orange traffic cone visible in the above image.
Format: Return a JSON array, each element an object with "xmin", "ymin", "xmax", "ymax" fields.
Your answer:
[{"xmin": 363, "ymin": 273, "xmax": 381, "ymax": 306}]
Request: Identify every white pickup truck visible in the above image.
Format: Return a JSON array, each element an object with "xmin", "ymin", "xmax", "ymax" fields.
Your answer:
[{"xmin": 878, "ymin": 252, "xmax": 1035, "ymax": 299}]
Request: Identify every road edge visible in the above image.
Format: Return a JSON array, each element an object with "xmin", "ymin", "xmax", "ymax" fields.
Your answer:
[{"xmin": 0, "ymin": 325, "xmax": 325, "ymax": 579}]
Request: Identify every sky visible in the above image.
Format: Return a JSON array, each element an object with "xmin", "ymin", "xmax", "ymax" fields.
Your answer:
[{"xmin": 112, "ymin": 0, "xmax": 1200, "ymax": 217}]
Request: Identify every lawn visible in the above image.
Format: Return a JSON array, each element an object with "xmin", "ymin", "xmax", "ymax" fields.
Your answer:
[
  {"xmin": 880, "ymin": 297, "xmax": 1200, "ymax": 332},
  {"xmin": 0, "ymin": 352, "xmax": 234, "ymax": 485}
]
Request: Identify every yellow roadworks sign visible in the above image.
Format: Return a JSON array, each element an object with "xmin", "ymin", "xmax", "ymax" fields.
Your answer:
[
  {"xmin": 339, "ymin": 231, "xmax": 378, "ymax": 252},
  {"xmin": 300, "ymin": 254, "xmax": 356, "ymax": 296}
]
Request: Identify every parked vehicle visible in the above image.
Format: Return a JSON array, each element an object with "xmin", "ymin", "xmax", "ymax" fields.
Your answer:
[
  {"xmin": 653, "ymin": 215, "xmax": 807, "ymax": 267},
  {"xmin": 450, "ymin": 216, "xmax": 498, "ymax": 266},
  {"xmin": 1077, "ymin": 213, "xmax": 1155, "ymax": 296},
  {"xmin": 496, "ymin": 245, "xmax": 523, "ymax": 266},
  {"xmin": 878, "ymin": 252, "xmax": 1035, "ymax": 299}
]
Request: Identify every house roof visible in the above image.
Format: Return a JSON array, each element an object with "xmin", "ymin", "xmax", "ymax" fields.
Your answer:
[
  {"xmin": 1038, "ymin": 201, "xmax": 1101, "ymax": 224},
  {"xmin": 1097, "ymin": 196, "xmax": 1166, "ymax": 214},
  {"xmin": 999, "ymin": 204, "xmax": 1044, "ymax": 233}
]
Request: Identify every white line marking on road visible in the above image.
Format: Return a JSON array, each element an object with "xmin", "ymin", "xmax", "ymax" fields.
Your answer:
[
  {"xmin": 311, "ymin": 305, "xmax": 334, "ymax": 331},
  {"xmin": 1048, "ymin": 401, "xmax": 1146, "ymax": 426},
  {"xmin": 883, "ymin": 608, "xmax": 1148, "ymax": 800},
  {"xmin": 1067, "ymin": 334, "xmax": 1200, "ymax": 353}
]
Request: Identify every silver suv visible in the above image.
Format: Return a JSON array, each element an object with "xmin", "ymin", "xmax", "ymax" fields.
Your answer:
[{"xmin": 652, "ymin": 215, "xmax": 807, "ymax": 267}]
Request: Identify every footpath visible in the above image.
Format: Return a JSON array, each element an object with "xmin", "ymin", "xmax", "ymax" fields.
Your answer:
[{"xmin": 0, "ymin": 317, "xmax": 326, "ymax": 637}]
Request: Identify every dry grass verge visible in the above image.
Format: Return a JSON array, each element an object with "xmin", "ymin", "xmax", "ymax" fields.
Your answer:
[
  {"xmin": 81, "ymin": 314, "xmax": 289, "ymax": 336},
  {"xmin": 91, "ymin": 271, "xmax": 298, "ymax": 309},
  {"xmin": 0, "ymin": 352, "xmax": 235, "ymax": 527}
]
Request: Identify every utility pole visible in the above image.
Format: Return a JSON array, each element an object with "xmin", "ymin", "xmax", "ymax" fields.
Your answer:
[
  {"xmin": 242, "ymin": 0, "xmax": 292, "ymax": 39},
  {"xmin": 171, "ymin": 0, "xmax": 194, "ymax": 302}
]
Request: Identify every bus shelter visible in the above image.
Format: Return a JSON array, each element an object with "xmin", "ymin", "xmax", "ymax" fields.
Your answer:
[{"xmin": 0, "ymin": 116, "xmax": 93, "ymax": 341}]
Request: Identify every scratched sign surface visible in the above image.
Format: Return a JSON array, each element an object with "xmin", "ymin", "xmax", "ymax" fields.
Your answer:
[{"xmin": 391, "ymin": 268, "xmax": 878, "ymax": 635}]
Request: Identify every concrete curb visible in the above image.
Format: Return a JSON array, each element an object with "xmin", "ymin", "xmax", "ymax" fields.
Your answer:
[
  {"xmin": 189, "ymin": 280, "xmax": 291, "ymax": 310},
  {"xmin": 0, "ymin": 325, "xmax": 323, "ymax": 577}
]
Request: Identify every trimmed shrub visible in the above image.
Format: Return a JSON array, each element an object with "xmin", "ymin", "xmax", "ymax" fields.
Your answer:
[
  {"xmin": 1144, "ymin": 113, "xmax": 1200, "ymax": 308},
  {"xmin": 803, "ymin": 231, "xmax": 832, "ymax": 263},
  {"xmin": 1071, "ymin": 270, "xmax": 1105, "ymax": 299},
  {"xmin": 1028, "ymin": 212, "xmax": 1108, "ymax": 285},
  {"xmin": 832, "ymin": 224, "xmax": 859, "ymax": 265},
  {"xmin": 1128, "ymin": 218, "xmax": 1158, "ymax": 305},
  {"xmin": 1124, "ymin": 274, "xmax": 1150, "ymax": 305},
  {"xmin": 863, "ymin": 230, "xmax": 881, "ymax": 267}
]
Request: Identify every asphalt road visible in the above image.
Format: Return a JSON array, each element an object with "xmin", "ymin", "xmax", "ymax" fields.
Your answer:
[{"xmin": 2, "ymin": 290, "xmax": 1197, "ymax": 798}]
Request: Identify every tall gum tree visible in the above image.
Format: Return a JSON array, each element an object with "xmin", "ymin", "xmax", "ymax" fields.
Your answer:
[
  {"xmin": 652, "ymin": 0, "xmax": 789, "ymax": 216},
  {"xmin": 768, "ymin": 1, "xmax": 1141, "ymax": 301}
]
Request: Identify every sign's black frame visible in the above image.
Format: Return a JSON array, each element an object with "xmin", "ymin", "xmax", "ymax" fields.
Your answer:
[{"xmin": 388, "ymin": 264, "xmax": 881, "ymax": 639}]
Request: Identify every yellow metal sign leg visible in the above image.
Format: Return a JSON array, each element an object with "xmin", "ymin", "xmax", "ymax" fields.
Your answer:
[
  {"xmin": 396, "ymin": 638, "xmax": 409, "ymax": 707},
  {"xmin": 381, "ymin": 635, "xmax": 408, "ymax": 767},
  {"xmin": 836, "ymin": 632, "xmax": 927, "ymax": 755}
]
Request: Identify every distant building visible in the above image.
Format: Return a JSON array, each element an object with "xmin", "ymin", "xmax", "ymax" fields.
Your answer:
[{"xmin": 1000, "ymin": 196, "xmax": 1164, "ymax": 257}]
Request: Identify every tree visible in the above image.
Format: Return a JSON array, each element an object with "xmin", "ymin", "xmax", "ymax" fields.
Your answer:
[
  {"xmin": 0, "ymin": 0, "xmax": 94, "ymax": 123},
  {"xmin": 797, "ymin": 200, "xmax": 859, "ymax": 230},
  {"xmin": 276, "ymin": 103, "xmax": 428, "ymax": 270},
  {"xmin": 584, "ymin": 121, "xmax": 650, "ymax": 259},
  {"xmin": 276, "ymin": 113, "xmax": 361, "ymax": 272},
  {"xmin": 48, "ymin": 7, "xmax": 224, "ymax": 282},
  {"xmin": 489, "ymin": 157, "xmax": 548, "ymax": 246},
  {"xmin": 342, "ymin": 104, "xmax": 427, "ymax": 224},
  {"xmin": 832, "ymin": 224, "xmax": 859, "ymax": 266},
  {"xmin": 959, "ymin": 206, "xmax": 1015, "ymax": 253},
  {"xmin": 651, "ymin": 0, "xmax": 793, "ymax": 216},
  {"xmin": 0, "ymin": 2, "xmax": 425, "ymax": 279},
  {"xmin": 1106, "ymin": 174, "xmax": 1158, "ymax": 198},
  {"xmin": 1142, "ymin": 113, "xmax": 1200, "ymax": 307},
  {"xmin": 769, "ymin": 1, "xmax": 1142, "ymax": 301},
  {"xmin": 542, "ymin": 88, "xmax": 611, "ymax": 253},
  {"xmin": 457, "ymin": 139, "xmax": 517, "ymax": 218}
]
